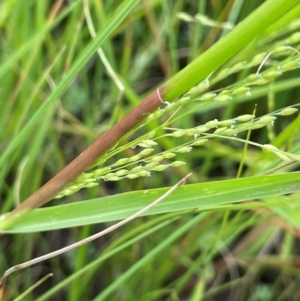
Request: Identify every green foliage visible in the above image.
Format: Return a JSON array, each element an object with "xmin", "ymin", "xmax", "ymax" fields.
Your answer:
[{"xmin": 1, "ymin": 0, "xmax": 300, "ymax": 300}]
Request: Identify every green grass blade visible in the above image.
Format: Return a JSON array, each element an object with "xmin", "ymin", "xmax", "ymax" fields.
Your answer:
[
  {"xmin": 92, "ymin": 214, "xmax": 207, "ymax": 301},
  {"xmin": 0, "ymin": 0, "xmax": 139, "ymax": 166},
  {"xmin": 2, "ymin": 172, "xmax": 299, "ymax": 233},
  {"xmin": 35, "ymin": 219, "xmax": 174, "ymax": 301},
  {"xmin": 163, "ymin": 0, "xmax": 299, "ymax": 100},
  {"xmin": 0, "ymin": 1, "xmax": 80, "ymax": 78}
]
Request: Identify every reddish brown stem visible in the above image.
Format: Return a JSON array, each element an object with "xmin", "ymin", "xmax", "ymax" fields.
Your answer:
[{"xmin": 10, "ymin": 88, "xmax": 164, "ymax": 215}]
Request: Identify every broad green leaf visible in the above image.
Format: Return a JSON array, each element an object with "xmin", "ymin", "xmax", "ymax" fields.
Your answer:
[{"xmin": 2, "ymin": 172, "xmax": 300, "ymax": 233}]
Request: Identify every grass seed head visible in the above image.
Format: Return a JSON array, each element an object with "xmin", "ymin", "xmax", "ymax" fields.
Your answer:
[
  {"xmin": 177, "ymin": 146, "xmax": 192, "ymax": 153},
  {"xmin": 170, "ymin": 161, "xmax": 186, "ymax": 167},
  {"xmin": 163, "ymin": 152, "xmax": 176, "ymax": 159},
  {"xmin": 214, "ymin": 95, "xmax": 232, "ymax": 102},
  {"xmin": 279, "ymin": 107, "xmax": 298, "ymax": 116}
]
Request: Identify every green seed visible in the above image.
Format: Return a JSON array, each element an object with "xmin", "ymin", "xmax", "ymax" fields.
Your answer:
[
  {"xmin": 257, "ymin": 116, "xmax": 276, "ymax": 124},
  {"xmin": 216, "ymin": 69, "xmax": 229, "ymax": 79},
  {"xmin": 205, "ymin": 119, "xmax": 219, "ymax": 128},
  {"xmin": 163, "ymin": 152, "xmax": 176, "ymax": 159},
  {"xmin": 138, "ymin": 143, "xmax": 153, "ymax": 148},
  {"xmin": 177, "ymin": 97, "xmax": 190, "ymax": 105},
  {"xmin": 281, "ymin": 60, "xmax": 299, "ymax": 72},
  {"xmin": 154, "ymin": 110, "xmax": 165, "ymax": 118},
  {"xmin": 232, "ymin": 86, "xmax": 250, "ymax": 95},
  {"xmin": 129, "ymin": 154, "xmax": 142, "ymax": 162},
  {"xmin": 154, "ymin": 165, "xmax": 169, "ymax": 171},
  {"xmin": 263, "ymin": 70, "xmax": 281, "ymax": 81},
  {"xmin": 219, "ymin": 90, "xmax": 230, "ymax": 95},
  {"xmin": 272, "ymin": 46, "xmax": 290, "ymax": 54},
  {"xmin": 262, "ymin": 145, "xmax": 291, "ymax": 162},
  {"xmin": 288, "ymin": 32, "xmax": 300, "ymax": 44},
  {"xmin": 188, "ymin": 86, "xmax": 198, "ymax": 95},
  {"xmin": 115, "ymin": 158, "xmax": 129, "ymax": 166},
  {"xmin": 195, "ymin": 126, "xmax": 209, "ymax": 133},
  {"xmin": 67, "ymin": 185, "xmax": 79, "ymax": 191},
  {"xmin": 127, "ymin": 174, "xmax": 139, "ymax": 179},
  {"xmin": 251, "ymin": 53, "xmax": 266, "ymax": 66},
  {"xmin": 214, "ymin": 127, "xmax": 227, "ymax": 134},
  {"xmin": 93, "ymin": 167, "xmax": 112, "ymax": 176},
  {"xmin": 255, "ymin": 78, "xmax": 270, "ymax": 85},
  {"xmin": 152, "ymin": 156, "xmax": 164, "ymax": 162},
  {"xmin": 63, "ymin": 189, "xmax": 74, "ymax": 195},
  {"xmin": 145, "ymin": 162, "xmax": 159, "ymax": 169},
  {"xmin": 231, "ymin": 61, "xmax": 248, "ymax": 72},
  {"xmin": 192, "ymin": 139, "xmax": 208, "ymax": 146},
  {"xmin": 140, "ymin": 148, "xmax": 154, "ymax": 156},
  {"xmin": 236, "ymin": 124, "xmax": 251, "ymax": 132},
  {"xmin": 235, "ymin": 114, "xmax": 255, "ymax": 122},
  {"xmin": 251, "ymin": 123, "xmax": 266, "ymax": 130},
  {"xmin": 147, "ymin": 113, "xmax": 156, "ymax": 121},
  {"xmin": 279, "ymin": 107, "xmax": 298, "ymax": 116},
  {"xmin": 138, "ymin": 170, "xmax": 151, "ymax": 177},
  {"xmin": 81, "ymin": 173, "xmax": 92, "ymax": 179},
  {"xmin": 147, "ymin": 131, "xmax": 156, "ymax": 139},
  {"xmin": 177, "ymin": 146, "xmax": 192, "ymax": 153},
  {"xmin": 170, "ymin": 161, "xmax": 186, "ymax": 167},
  {"xmin": 219, "ymin": 119, "xmax": 235, "ymax": 127},
  {"xmin": 262, "ymin": 144, "xmax": 278, "ymax": 152},
  {"xmin": 199, "ymin": 93, "xmax": 216, "ymax": 101},
  {"xmin": 246, "ymin": 74, "xmax": 260, "ymax": 83},
  {"xmin": 142, "ymin": 140, "xmax": 157, "ymax": 146},
  {"xmin": 186, "ymin": 129, "xmax": 197, "ymax": 136},
  {"xmin": 115, "ymin": 169, "xmax": 128, "ymax": 176},
  {"xmin": 194, "ymin": 80, "xmax": 208, "ymax": 93},
  {"xmin": 172, "ymin": 130, "xmax": 186, "ymax": 137},
  {"xmin": 54, "ymin": 194, "xmax": 64, "ymax": 199},
  {"xmin": 131, "ymin": 166, "xmax": 144, "ymax": 172},
  {"xmin": 104, "ymin": 173, "xmax": 115, "ymax": 179},
  {"xmin": 223, "ymin": 129, "xmax": 236, "ymax": 136},
  {"xmin": 214, "ymin": 95, "xmax": 232, "ymax": 102},
  {"xmin": 165, "ymin": 102, "xmax": 177, "ymax": 112},
  {"xmin": 177, "ymin": 12, "xmax": 194, "ymax": 22}
]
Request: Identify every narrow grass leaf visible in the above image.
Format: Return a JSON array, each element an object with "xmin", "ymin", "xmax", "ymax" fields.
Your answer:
[{"xmin": 2, "ymin": 172, "xmax": 300, "ymax": 233}]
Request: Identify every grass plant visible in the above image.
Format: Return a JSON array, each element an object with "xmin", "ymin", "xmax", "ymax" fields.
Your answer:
[{"xmin": 1, "ymin": 0, "xmax": 300, "ymax": 300}]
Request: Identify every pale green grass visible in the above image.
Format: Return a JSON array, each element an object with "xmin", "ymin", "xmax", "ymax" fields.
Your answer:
[{"xmin": 1, "ymin": 1, "xmax": 300, "ymax": 300}]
